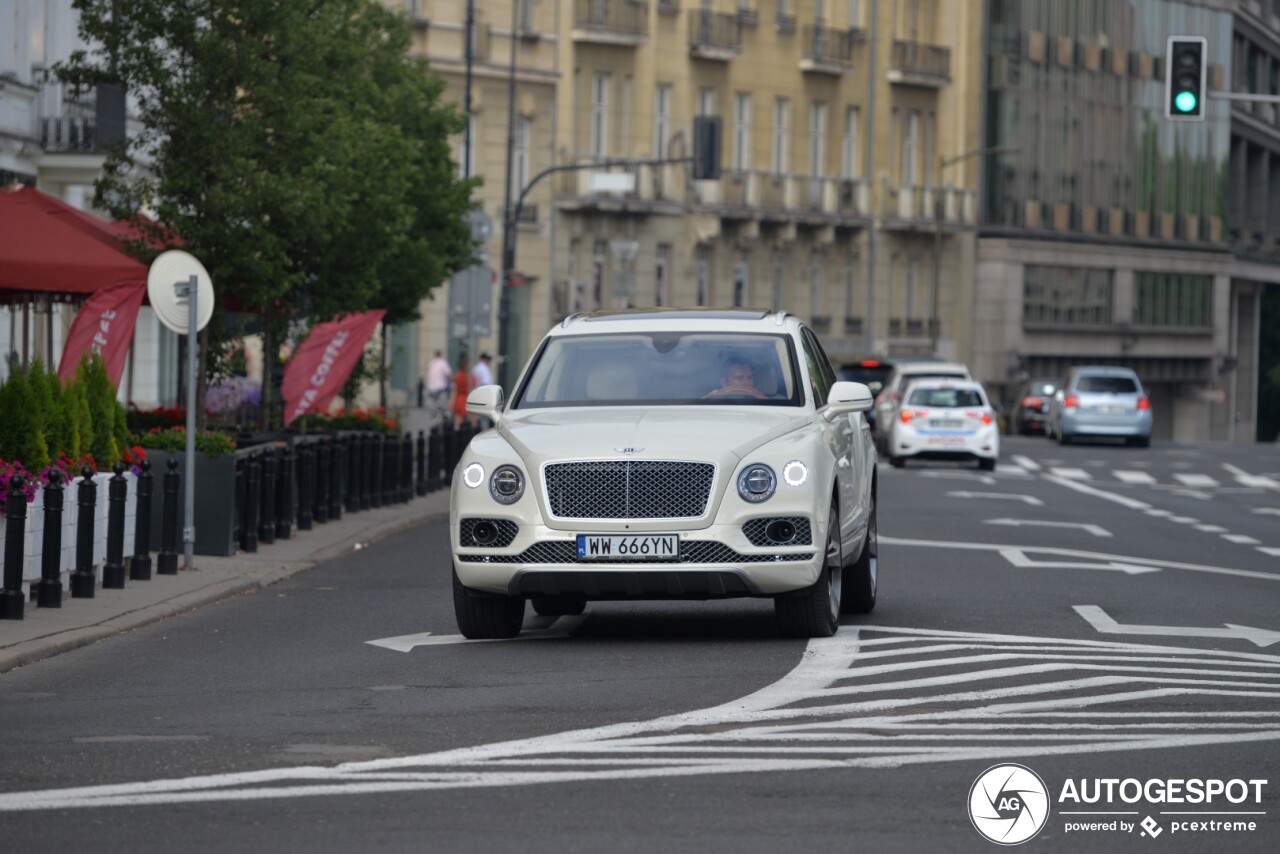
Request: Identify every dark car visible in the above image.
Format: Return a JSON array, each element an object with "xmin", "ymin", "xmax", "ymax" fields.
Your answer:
[
  {"xmin": 838, "ymin": 356, "xmax": 942, "ymax": 434},
  {"xmin": 1011, "ymin": 377, "xmax": 1059, "ymax": 435}
]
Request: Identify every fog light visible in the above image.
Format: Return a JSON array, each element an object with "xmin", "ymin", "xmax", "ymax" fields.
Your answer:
[
  {"xmin": 764, "ymin": 519, "xmax": 797, "ymax": 544},
  {"xmin": 472, "ymin": 520, "xmax": 498, "ymax": 545}
]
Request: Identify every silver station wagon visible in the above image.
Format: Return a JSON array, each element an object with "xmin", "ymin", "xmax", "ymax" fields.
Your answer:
[{"xmin": 450, "ymin": 308, "xmax": 880, "ymax": 640}]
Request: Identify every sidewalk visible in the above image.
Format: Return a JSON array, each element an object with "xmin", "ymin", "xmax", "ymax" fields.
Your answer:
[{"xmin": 0, "ymin": 486, "xmax": 451, "ymax": 674}]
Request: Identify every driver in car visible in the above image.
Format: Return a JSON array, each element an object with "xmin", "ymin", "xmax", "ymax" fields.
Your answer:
[{"xmin": 704, "ymin": 357, "xmax": 768, "ymax": 400}]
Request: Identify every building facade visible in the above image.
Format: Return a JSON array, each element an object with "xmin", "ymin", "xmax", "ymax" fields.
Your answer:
[
  {"xmin": 975, "ymin": 0, "xmax": 1279, "ymax": 442},
  {"xmin": 400, "ymin": 0, "xmax": 985, "ymax": 387}
]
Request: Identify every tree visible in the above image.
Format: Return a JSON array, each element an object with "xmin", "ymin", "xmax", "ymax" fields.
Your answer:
[
  {"xmin": 0, "ymin": 360, "xmax": 51, "ymax": 471},
  {"xmin": 59, "ymin": 0, "xmax": 477, "ymax": 426}
]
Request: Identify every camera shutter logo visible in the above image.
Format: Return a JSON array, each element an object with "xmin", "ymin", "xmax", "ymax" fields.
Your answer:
[{"xmin": 968, "ymin": 764, "xmax": 1051, "ymax": 845}]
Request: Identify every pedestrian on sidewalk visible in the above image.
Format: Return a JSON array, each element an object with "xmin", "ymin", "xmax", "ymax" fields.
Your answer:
[
  {"xmin": 426, "ymin": 349, "xmax": 451, "ymax": 412},
  {"xmin": 472, "ymin": 351, "xmax": 495, "ymax": 388},
  {"xmin": 448, "ymin": 354, "xmax": 476, "ymax": 431}
]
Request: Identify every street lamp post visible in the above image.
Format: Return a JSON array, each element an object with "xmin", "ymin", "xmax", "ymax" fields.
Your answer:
[{"xmin": 930, "ymin": 145, "xmax": 1019, "ymax": 355}]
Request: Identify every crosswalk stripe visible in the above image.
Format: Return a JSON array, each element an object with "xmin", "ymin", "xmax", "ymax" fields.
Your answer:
[
  {"xmin": 1049, "ymin": 467, "xmax": 1091, "ymax": 480},
  {"xmin": 1114, "ymin": 470, "xmax": 1156, "ymax": 484},
  {"xmin": 1222, "ymin": 534, "xmax": 1262, "ymax": 545},
  {"xmin": 1174, "ymin": 473, "xmax": 1219, "ymax": 488}
]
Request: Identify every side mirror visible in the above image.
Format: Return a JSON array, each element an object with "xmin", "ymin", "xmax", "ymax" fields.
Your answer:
[
  {"xmin": 466, "ymin": 385, "xmax": 504, "ymax": 423},
  {"xmin": 825, "ymin": 381, "xmax": 874, "ymax": 419}
]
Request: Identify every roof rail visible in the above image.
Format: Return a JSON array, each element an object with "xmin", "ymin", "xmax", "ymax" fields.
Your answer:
[
  {"xmin": 560, "ymin": 312, "xmax": 583, "ymax": 329},
  {"xmin": 773, "ymin": 310, "xmax": 788, "ymax": 326}
]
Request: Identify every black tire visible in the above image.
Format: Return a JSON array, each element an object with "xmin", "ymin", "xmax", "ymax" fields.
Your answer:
[
  {"xmin": 977, "ymin": 457, "xmax": 996, "ymax": 471},
  {"xmin": 1135, "ymin": 435, "xmax": 1151, "ymax": 448},
  {"xmin": 1057, "ymin": 430, "xmax": 1071, "ymax": 446},
  {"xmin": 453, "ymin": 568, "xmax": 525, "ymax": 639},
  {"xmin": 776, "ymin": 507, "xmax": 841, "ymax": 638},
  {"xmin": 531, "ymin": 595, "xmax": 586, "ymax": 617},
  {"xmin": 841, "ymin": 494, "xmax": 877, "ymax": 615},
  {"xmin": 889, "ymin": 455, "xmax": 905, "ymax": 469}
]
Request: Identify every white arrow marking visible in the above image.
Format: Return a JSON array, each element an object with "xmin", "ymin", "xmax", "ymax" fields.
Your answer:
[
  {"xmin": 1252, "ymin": 508, "xmax": 1280, "ymax": 516},
  {"xmin": 366, "ymin": 616, "xmax": 586, "ymax": 652},
  {"xmin": 1223, "ymin": 464, "xmax": 1280, "ymax": 490},
  {"xmin": 1001, "ymin": 549, "xmax": 1159, "ymax": 576},
  {"xmin": 946, "ymin": 491, "xmax": 1043, "ymax": 506},
  {"xmin": 1073, "ymin": 605, "xmax": 1280, "ymax": 648},
  {"xmin": 984, "ymin": 518, "xmax": 1112, "ymax": 537}
]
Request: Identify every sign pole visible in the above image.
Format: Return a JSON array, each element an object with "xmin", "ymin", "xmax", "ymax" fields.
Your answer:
[{"xmin": 182, "ymin": 274, "xmax": 197, "ymax": 570}]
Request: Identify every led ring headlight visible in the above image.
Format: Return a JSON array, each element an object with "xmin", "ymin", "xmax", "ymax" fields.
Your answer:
[
  {"xmin": 489, "ymin": 465, "xmax": 525, "ymax": 504},
  {"xmin": 462, "ymin": 462, "xmax": 485, "ymax": 489},
  {"xmin": 783, "ymin": 460, "xmax": 808, "ymax": 487},
  {"xmin": 737, "ymin": 464, "xmax": 776, "ymax": 503}
]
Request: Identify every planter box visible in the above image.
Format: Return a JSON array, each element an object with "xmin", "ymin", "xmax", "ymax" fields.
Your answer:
[{"xmin": 145, "ymin": 450, "xmax": 240, "ymax": 556}]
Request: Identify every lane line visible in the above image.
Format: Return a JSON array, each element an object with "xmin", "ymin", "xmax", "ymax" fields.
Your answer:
[{"xmin": 1114, "ymin": 470, "xmax": 1157, "ymax": 485}]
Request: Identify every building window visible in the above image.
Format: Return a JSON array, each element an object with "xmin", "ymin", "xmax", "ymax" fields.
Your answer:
[
  {"xmin": 592, "ymin": 239, "xmax": 607, "ymax": 309},
  {"xmin": 517, "ymin": 0, "xmax": 535, "ymax": 31},
  {"xmin": 902, "ymin": 110, "xmax": 919, "ymax": 184},
  {"xmin": 733, "ymin": 93, "xmax": 752, "ymax": 172},
  {"xmin": 772, "ymin": 98, "xmax": 790, "ymax": 175},
  {"xmin": 655, "ymin": 243, "xmax": 670, "ymax": 306},
  {"xmin": 809, "ymin": 102, "xmax": 828, "ymax": 177},
  {"xmin": 733, "ymin": 252, "xmax": 749, "ymax": 306},
  {"xmin": 697, "ymin": 87, "xmax": 716, "ymax": 117},
  {"xmin": 841, "ymin": 106, "xmax": 859, "ymax": 179},
  {"xmin": 696, "ymin": 245, "xmax": 711, "ymax": 306},
  {"xmin": 905, "ymin": 259, "xmax": 917, "ymax": 319},
  {"xmin": 1135, "ymin": 273, "xmax": 1212, "ymax": 327},
  {"xmin": 1022, "ymin": 266, "xmax": 1115, "ymax": 326},
  {"xmin": 514, "ymin": 116, "xmax": 531, "ymax": 196},
  {"xmin": 653, "ymin": 84, "xmax": 672, "ymax": 158},
  {"xmin": 772, "ymin": 251, "xmax": 787, "ymax": 310},
  {"xmin": 591, "ymin": 73, "xmax": 610, "ymax": 157},
  {"xmin": 847, "ymin": 0, "xmax": 859, "ymax": 27},
  {"xmin": 809, "ymin": 255, "xmax": 824, "ymax": 319},
  {"xmin": 843, "ymin": 256, "xmax": 858, "ymax": 319}
]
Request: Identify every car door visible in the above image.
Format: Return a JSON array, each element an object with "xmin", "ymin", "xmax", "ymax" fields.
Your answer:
[{"xmin": 800, "ymin": 328, "xmax": 865, "ymax": 553}]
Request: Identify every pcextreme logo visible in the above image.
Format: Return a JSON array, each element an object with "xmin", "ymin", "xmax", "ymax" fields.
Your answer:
[{"xmin": 968, "ymin": 764, "xmax": 1051, "ymax": 845}]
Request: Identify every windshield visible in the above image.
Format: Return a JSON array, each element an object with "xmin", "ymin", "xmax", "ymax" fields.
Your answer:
[
  {"xmin": 907, "ymin": 387, "xmax": 986, "ymax": 408},
  {"xmin": 514, "ymin": 332, "xmax": 802, "ymax": 408}
]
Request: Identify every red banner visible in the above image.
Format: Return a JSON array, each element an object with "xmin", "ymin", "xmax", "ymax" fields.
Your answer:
[
  {"xmin": 58, "ymin": 280, "xmax": 148, "ymax": 386},
  {"xmin": 282, "ymin": 310, "xmax": 385, "ymax": 426}
]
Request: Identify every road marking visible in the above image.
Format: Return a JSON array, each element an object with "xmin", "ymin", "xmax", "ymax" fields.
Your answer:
[
  {"xmin": 1169, "ymin": 489, "xmax": 1212, "ymax": 501},
  {"xmin": 1222, "ymin": 534, "xmax": 1262, "ymax": 545},
  {"xmin": 1167, "ymin": 516, "xmax": 1199, "ymax": 525},
  {"xmin": 1173, "ymin": 473, "xmax": 1219, "ymax": 488},
  {"xmin": 366, "ymin": 616, "xmax": 586, "ymax": 652},
  {"xmin": 999, "ymin": 548, "xmax": 1158, "ymax": 576},
  {"xmin": 918, "ymin": 470, "xmax": 996, "ymax": 486},
  {"xmin": 1114, "ymin": 470, "xmax": 1157, "ymax": 485},
  {"xmin": 1223, "ymin": 464, "xmax": 1280, "ymax": 490},
  {"xmin": 880, "ymin": 536, "xmax": 1280, "ymax": 583},
  {"xmin": 1011, "ymin": 455, "xmax": 1041, "ymax": 471},
  {"xmin": 1074, "ymin": 605, "xmax": 1280, "ymax": 648},
  {"xmin": 1145, "ymin": 509, "xmax": 1174, "ymax": 517},
  {"xmin": 1252, "ymin": 508, "xmax": 1280, "ymax": 517},
  {"xmin": 1258, "ymin": 547, "xmax": 1280, "ymax": 557},
  {"xmin": 3, "ymin": 627, "xmax": 1278, "ymax": 810},
  {"xmin": 1049, "ymin": 467, "xmax": 1091, "ymax": 480},
  {"xmin": 983, "ymin": 518, "xmax": 1112, "ymax": 537},
  {"xmin": 946, "ymin": 491, "xmax": 1043, "ymax": 506},
  {"xmin": 1195, "ymin": 525, "xmax": 1228, "ymax": 533},
  {"xmin": 1045, "ymin": 475, "xmax": 1150, "ymax": 510}
]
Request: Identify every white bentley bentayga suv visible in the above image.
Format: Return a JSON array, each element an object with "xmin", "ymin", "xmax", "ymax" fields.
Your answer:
[{"xmin": 450, "ymin": 308, "xmax": 879, "ymax": 639}]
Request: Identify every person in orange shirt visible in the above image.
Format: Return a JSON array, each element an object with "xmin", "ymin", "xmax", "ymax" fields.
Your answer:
[{"xmin": 448, "ymin": 354, "xmax": 476, "ymax": 430}]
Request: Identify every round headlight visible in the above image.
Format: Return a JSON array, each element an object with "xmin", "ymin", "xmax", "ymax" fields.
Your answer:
[
  {"xmin": 462, "ymin": 463, "xmax": 485, "ymax": 489},
  {"xmin": 489, "ymin": 465, "xmax": 525, "ymax": 504},
  {"xmin": 783, "ymin": 460, "xmax": 808, "ymax": 487},
  {"xmin": 737, "ymin": 464, "xmax": 776, "ymax": 503}
]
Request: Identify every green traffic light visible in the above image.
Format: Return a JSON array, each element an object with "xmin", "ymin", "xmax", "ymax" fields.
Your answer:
[{"xmin": 1175, "ymin": 90, "xmax": 1198, "ymax": 113}]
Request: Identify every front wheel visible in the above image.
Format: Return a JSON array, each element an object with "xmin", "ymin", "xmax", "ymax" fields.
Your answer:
[
  {"xmin": 841, "ymin": 495, "xmax": 877, "ymax": 614},
  {"xmin": 775, "ymin": 507, "xmax": 841, "ymax": 638},
  {"xmin": 453, "ymin": 569, "xmax": 525, "ymax": 639}
]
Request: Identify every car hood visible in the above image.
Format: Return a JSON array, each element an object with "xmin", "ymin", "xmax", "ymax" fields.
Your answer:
[{"xmin": 498, "ymin": 406, "xmax": 809, "ymax": 468}]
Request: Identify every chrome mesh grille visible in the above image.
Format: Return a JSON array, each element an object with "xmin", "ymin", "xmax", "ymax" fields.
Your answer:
[
  {"xmin": 543, "ymin": 461, "xmax": 715, "ymax": 519},
  {"xmin": 457, "ymin": 540, "xmax": 814, "ymax": 565},
  {"xmin": 742, "ymin": 517, "xmax": 813, "ymax": 547}
]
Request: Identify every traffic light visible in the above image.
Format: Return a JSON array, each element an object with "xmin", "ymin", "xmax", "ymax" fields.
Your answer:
[
  {"xmin": 692, "ymin": 115, "xmax": 722, "ymax": 180},
  {"xmin": 1165, "ymin": 36, "xmax": 1207, "ymax": 121}
]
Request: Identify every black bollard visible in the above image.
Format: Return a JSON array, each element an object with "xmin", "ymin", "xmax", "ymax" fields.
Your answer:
[
  {"xmin": 0, "ymin": 476, "xmax": 27, "ymax": 619},
  {"xmin": 369, "ymin": 435, "xmax": 382, "ymax": 509},
  {"xmin": 428, "ymin": 426, "xmax": 443, "ymax": 493},
  {"xmin": 258, "ymin": 448, "xmax": 276, "ymax": 546},
  {"xmin": 328, "ymin": 438, "xmax": 344, "ymax": 521},
  {"xmin": 401, "ymin": 433, "xmax": 413, "ymax": 502},
  {"xmin": 382, "ymin": 436, "xmax": 396, "ymax": 505},
  {"xmin": 102, "ymin": 462, "xmax": 128, "ymax": 589},
  {"xmin": 157, "ymin": 459, "xmax": 179, "ymax": 575},
  {"xmin": 71, "ymin": 466, "xmax": 98, "ymax": 596},
  {"xmin": 37, "ymin": 470, "xmax": 64, "ymax": 608},
  {"xmin": 345, "ymin": 436, "xmax": 360, "ymax": 514},
  {"xmin": 276, "ymin": 445, "xmax": 293, "ymax": 540},
  {"xmin": 241, "ymin": 453, "xmax": 260, "ymax": 553},
  {"xmin": 130, "ymin": 459, "xmax": 153, "ymax": 581},
  {"xmin": 314, "ymin": 443, "xmax": 330, "ymax": 525},
  {"xmin": 297, "ymin": 444, "xmax": 313, "ymax": 531},
  {"xmin": 416, "ymin": 430, "xmax": 427, "ymax": 496},
  {"xmin": 360, "ymin": 434, "xmax": 373, "ymax": 511}
]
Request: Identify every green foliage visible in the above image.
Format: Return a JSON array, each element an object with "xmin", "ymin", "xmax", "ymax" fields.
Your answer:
[
  {"xmin": 76, "ymin": 353, "xmax": 121, "ymax": 467},
  {"xmin": 59, "ymin": 0, "xmax": 477, "ymax": 347},
  {"xmin": 136, "ymin": 428, "xmax": 236, "ymax": 457},
  {"xmin": 0, "ymin": 359, "xmax": 50, "ymax": 471},
  {"xmin": 26, "ymin": 359, "xmax": 57, "ymax": 460},
  {"xmin": 71, "ymin": 378, "xmax": 93, "ymax": 465}
]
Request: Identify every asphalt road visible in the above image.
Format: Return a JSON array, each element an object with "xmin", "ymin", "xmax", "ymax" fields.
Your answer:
[{"xmin": 1, "ymin": 436, "xmax": 1278, "ymax": 853}]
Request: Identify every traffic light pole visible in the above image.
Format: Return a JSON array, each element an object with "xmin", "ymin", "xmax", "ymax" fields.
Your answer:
[{"xmin": 495, "ymin": 155, "xmax": 693, "ymax": 389}]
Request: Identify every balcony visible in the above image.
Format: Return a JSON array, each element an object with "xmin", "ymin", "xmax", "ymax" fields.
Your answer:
[
  {"xmin": 557, "ymin": 160, "xmax": 684, "ymax": 211},
  {"xmin": 887, "ymin": 40, "xmax": 951, "ymax": 87},
  {"xmin": 688, "ymin": 10, "xmax": 741, "ymax": 61},
  {"xmin": 40, "ymin": 116, "xmax": 98, "ymax": 153},
  {"xmin": 799, "ymin": 25, "xmax": 858, "ymax": 75},
  {"xmin": 881, "ymin": 184, "xmax": 977, "ymax": 229},
  {"xmin": 573, "ymin": 0, "xmax": 649, "ymax": 46}
]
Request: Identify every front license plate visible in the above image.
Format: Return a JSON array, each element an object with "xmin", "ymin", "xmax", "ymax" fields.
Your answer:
[{"xmin": 577, "ymin": 534, "xmax": 680, "ymax": 559}]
